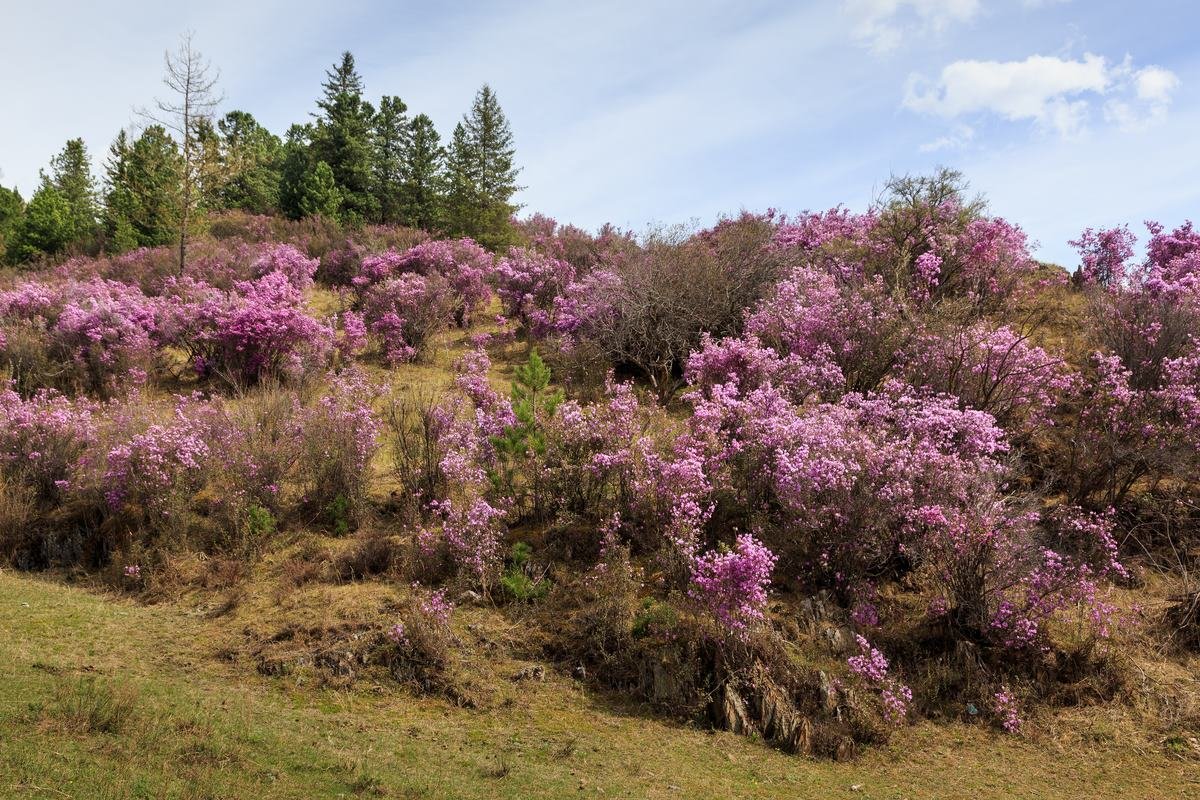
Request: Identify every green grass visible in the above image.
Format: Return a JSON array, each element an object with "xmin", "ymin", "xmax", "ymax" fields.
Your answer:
[{"xmin": 0, "ymin": 570, "xmax": 1197, "ymax": 799}]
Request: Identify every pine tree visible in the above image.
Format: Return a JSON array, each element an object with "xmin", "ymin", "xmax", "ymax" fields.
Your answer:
[
  {"xmin": 12, "ymin": 184, "xmax": 72, "ymax": 262},
  {"xmin": 399, "ymin": 113, "xmax": 445, "ymax": 232},
  {"xmin": 444, "ymin": 84, "xmax": 522, "ymax": 248},
  {"xmin": 464, "ymin": 84, "xmax": 520, "ymax": 204},
  {"xmin": 123, "ymin": 125, "xmax": 183, "ymax": 248},
  {"xmin": 217, "ymin": 111, "xmax": 283, "ymax": 214},
  {"xmin": 278, "ymin": 124, "xmax": 314, "ymax": 221},
  {"xmin": 0, "ymin": 185, "xmax": 23, "ymax": 263},
  {"xmin": 372, "ymin": 95, "xmax": 408, "ymax": 224},
  {"xmin": 444, "ymin": 121, "xmax": 478, "ymax": 236},
  {"xmin": 193, "ymin": 117, "xmax": 225, "ymax": 212},
  {"xmin": 102, "ymin": 130, "xmax": 139, "ymax": 252},
  {"xmin": 298, "ymin": 160, "xmax": 342, "ymax": 220},
  {"xmin": 44, "ymin": 138, "xmax": 99, "ymax": 244},
  {"xmin": 311, "ymin": 52, "xmax": 377, "ymax": 224}
]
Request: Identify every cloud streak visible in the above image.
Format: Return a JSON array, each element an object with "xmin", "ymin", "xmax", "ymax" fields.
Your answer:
[{"xmin": 845, "ymin": 0, "xmax": 982, "ymax": 53}]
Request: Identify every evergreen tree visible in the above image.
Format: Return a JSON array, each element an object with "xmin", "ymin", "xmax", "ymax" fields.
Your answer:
[
  {"xmin": 278, "ymin": 123, "xmax": 314, "ymax": 221},
  {"xmin": 444, "ymin": 121, "xmax": 477, "ymax": 236},
  {"xmin": 193, "ymin": 117, "xmax": 225, "ymax": 212},
  {"xmin": 372, "ymin": 94, "xmax": 408, "ymax": 224},
  {"xmin": 44, "ymin": 138, "xmax": 99, "ymax": 243},
  {"xmin": 464, "ymin": 84, "xmax": 520, "ymax": 204},
  {"xmin": 12, "ymin": 184, "xmax": 73, "ymax": 262},
  {"xmin": 298, "ymin": 160, "xmax": 341, "ymax": 220},
  {"xmin": 217, "ymin": 110, "xmax": 283, "ymax": 214},
  {"xmin": 444, "ymin": 84, "xmax": 521, "ymax": 248},
  {"xmin": 122, "ymin": 125, "xmax": 183, "ymax": 248},
  {"xmin": 0, "ymin": 185, "xmax": 25, "ymax": 264},
  {"xmin": 400, "ymin": 113, "xmax": 445, "ymax": 232},
  {"xmin": 310, "ymin": 52, "xmax": 376, "ymax": 224},
  {"xmin": 102, "ymin": 130, "xmax": 139, "ymax": 252}
]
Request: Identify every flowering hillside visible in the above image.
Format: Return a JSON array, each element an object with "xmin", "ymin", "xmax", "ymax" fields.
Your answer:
[{"xmin": 2, "ymin": 173, "xmax": 1200, "ymax": 766}]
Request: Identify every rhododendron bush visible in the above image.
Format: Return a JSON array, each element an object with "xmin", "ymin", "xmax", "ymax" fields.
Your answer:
[
  {"xmin": 353, "ymin": 238, "xmax": 493, "ymax": 326},
  {"xmin": 0, "ymin": 384, "xmax": 97, "ymax": 501},
  {"xmin": 169, "ymin": 271, "xmax": 334, "ymax": 384},
  {"xmin": 360, "ymin": 273, "xmax": 452, "ymax": 364},
  {"xmin": 0, "ymin": 278, "xmax": 159, "ymax": 395},
  {"xmin": 493, "ymin": 246, "xmax": 575, "ymax": 335}
]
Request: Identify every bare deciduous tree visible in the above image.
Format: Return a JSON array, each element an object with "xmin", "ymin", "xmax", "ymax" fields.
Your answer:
[{"xmin": 139, "ymin": 32, "xmax": 222, "ymax": 268}]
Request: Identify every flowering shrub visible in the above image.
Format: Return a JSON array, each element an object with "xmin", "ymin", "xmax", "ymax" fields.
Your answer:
[
  {"xmin": 361, "ymin": 273, "xmax": 453, "ymax": 363},
  {"xmin": 354, "ymin": 239, "xmax": 493, "ymax": 326},
  {"xmin": 493, "ymin": 246, "xmax": 575, "ymax": 335},
  {"xmin": 385, "ymin": 622, "xmax": 408, "ymax": 646},
  {"xmin": 294, "ymin": 369, "xmax": 381, "ymax": 530},
  {"xmin": 773, "ymin": 172, "xmax": 1049, "ymax": 319},
  {"xmin": 174, "ymin": 271, "xmax": 334, "ymax": 385},
  {"xmin": 688, "ymin": 534, "xmax": 777, "ymax": 633},
  {"xmin": 747, "ymin": 265, "xmax": 905, "ymax": 395},
  {"xmin": 252, "ymin": 243, "xmax": 319, "ymax": 291},
  {"xmin": 1071, "ymin": 226, "xmax": 1137, "ymax": 287},
  {"xmin": 0, "ymin": 384, "xmax": 97, "ymax": 500},
  {"xmin": 419, "ymin": 587, "xmax": 455, "ymax": 625},
  {"xmin": 992, "ymin": 686, "xmax": 1021, "ymax": 733},
  {"xmin": 421, "ymin": 495, "xmax": 508, "ymax": 582},
  {"xmin": 686, "ymin": 380, "xmax": 1008, "ymax": 579},
  {"xmin": 103, "ymin": 394, "xmax": 214, "ymax": 522},
  {"xmin": 987, "ymin": 546, "xmax": 1119, "ymax": 651},
  {"xmin": 404, "ymin": 354, "xmax": 515, "ymax": 584},
  {"xmin": 0, "ymin": 278, "xmax": 159, "ymax": 395},
  {"xmin": 847, "ymin": 635, "xmax": 912, "ymax": 723},
  {"xmin": 902, "ymin": 323, "xmax": 1075, "ymax": 435},
  {"xmin": 337, "ymin": 309, "xmax": 368, "ymax": 358}
]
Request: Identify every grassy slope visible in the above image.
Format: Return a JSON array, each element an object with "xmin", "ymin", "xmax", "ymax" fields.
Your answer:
[{"xmin": 1, "ymin": 571, "xmax": 1197, "ymax": 800}]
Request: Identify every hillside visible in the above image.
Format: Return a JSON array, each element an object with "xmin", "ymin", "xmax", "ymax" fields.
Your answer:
[{"xmin": 4, "ymin": 182, "xmax": 1200, "ymax": 798}]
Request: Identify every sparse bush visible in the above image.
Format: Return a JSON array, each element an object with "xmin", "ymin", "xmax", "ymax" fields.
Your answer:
[
  {"xmin": 551, "ymin": 213, "xmax": 783, "ymax": 400},
  {"xmin": 379, "ymin": 585, "xmax": 461, "ymax": 697},
  {"xmin": 294, "ymin": 369, "xmax": 380, "ymax": 531}
]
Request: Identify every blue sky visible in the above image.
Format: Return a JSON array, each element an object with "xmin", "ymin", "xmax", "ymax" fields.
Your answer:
[{"xmin": 2, "ymin": 0, "xmax": 1197, "ymax": 266}]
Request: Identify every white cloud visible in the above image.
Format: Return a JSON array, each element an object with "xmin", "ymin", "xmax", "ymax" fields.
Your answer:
[
  {"xmin": 1135, "ymin": 65, "xmax": 1181, "ymax": 104},
  {"xmin": 905, "ymin": 53, "xmax": 1179, "ymax": 137},
  {"xmin": 845, "ymin": 0, "xmax": 981, "ymax": 53}
]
